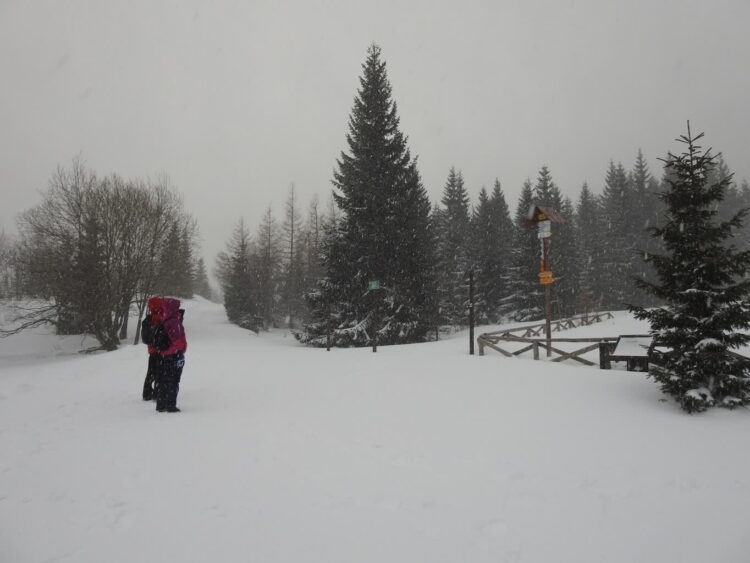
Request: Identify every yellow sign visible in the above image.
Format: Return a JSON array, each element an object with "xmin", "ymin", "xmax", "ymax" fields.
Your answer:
[{"xmin": 539, "ymin": 270, "xmax": 554, "ymax": 285}]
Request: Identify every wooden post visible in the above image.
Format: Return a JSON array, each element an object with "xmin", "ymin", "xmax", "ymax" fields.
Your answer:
[
  {"xmin": 326, "ymin": 311, "xmax": 332, "ymax": 351},
  {"xmin": 372, "ymin": 292, "xmax": 379, "ymax": 353},
  {"xmin": 469, "ymin": 269, "xmax": 475, "ymax": 355},
  {"xmin": 543, "ymin": 237, "xmax": 552, "ymax": 357},
  {"xmin": 599, "ymin": 341, "xmax": 611, "ymax": 369},
  {"xmin": 533, "ymin": 341, "xmax": 539, "ymax": 360}
]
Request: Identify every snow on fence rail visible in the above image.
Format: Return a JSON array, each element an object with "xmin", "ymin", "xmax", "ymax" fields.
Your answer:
[
  {"xmin": 477, "ymin": 312, "xmax": 618, "ymax": 367},
  {"xmin": 478, "ymin": 313, "xmax": 750, "ymax": 370}
]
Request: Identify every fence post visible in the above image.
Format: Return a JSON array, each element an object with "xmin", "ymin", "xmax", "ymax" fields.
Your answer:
[
  {"xmin": 468, "ymin": 270, "xmax": 475, "ymax": 355},
  {"xmin": 533, "ymin": 341, "xmax": 539, "ymax": 360},
  {"xmin": 599, "ymin": 341, "xmax": 611, "ymax": 369}
]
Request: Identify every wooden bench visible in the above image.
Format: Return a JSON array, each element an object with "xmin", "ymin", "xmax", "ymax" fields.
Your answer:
[{"xmin": 600, "ymin": 335, "xmax": 652, "ymax": 371}]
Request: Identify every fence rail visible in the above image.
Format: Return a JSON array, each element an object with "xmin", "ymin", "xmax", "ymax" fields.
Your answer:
[
  {"xmin": 477, "ymin": 312, "xmax": 617, "ymax": 366},
  {"xmin": 478, "ymin": 312, "xmax": 750, "ymax": 369}
]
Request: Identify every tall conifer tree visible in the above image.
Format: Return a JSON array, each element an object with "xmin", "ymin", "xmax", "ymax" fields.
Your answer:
[
  {"xmin": 629, "ymin": 150, "xmax": 661, "ymax": 307},
  {"xmin": 471, "ymin": 180, "xmax": 514, "ymax": 322},
  {"xmin": 256, "ymin": 206, "xmax": 282, "ymax": 329},
  {"xmin": 436, "ymin": 167, "xmax": 471, "ymax": 327},
  {"xmin": 508, "ymin": 180, "xmax": 541, "ymax": 320},
  {"xmin": 575, "ymin": 182, "xmax": 605, "ymax": 311},
  {"xmin": 299, "ymin": 44, "xmax": 436, "ymax": 346},
  {"xmin": 600, "ymin": 161, "xmax": 634, "ymax": 309},
  {"xmin": 554, "ymin": 196, "xmax": 579, "ymax": 317}
]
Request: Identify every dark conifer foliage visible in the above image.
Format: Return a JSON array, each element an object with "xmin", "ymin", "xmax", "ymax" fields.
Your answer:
[
  {"xmin": 524, "ymin": 168, "xmax": 578, "ymax": 318},
  {"xmin": 298, "ymin": 44, "xmax": 436, "ymax": 347},
  {"xmin": 630, "ymin": 126, "xmax": 750, "ymax": 412},
  {"xmin": 554, "ymin": 196, "xmax": 579, "ymax": 318},
  {"xmin": 629, "ymin": 150, "xmax": 661, "ymax": 306},
  {"xmin": 193, "ymin": 258, "xmax": 212, "ymax": 300},
  {"xmin": 507, "ymin": 180, "xmax": 541, "ymax": 320},
  {"xmin": 216, "ymin": 220, "xmax": 260, "ymax": 331},
  {"xmin": 514, "ymin": 167, "xmax": 577, "ymax": 320},
  {"xmin": 255, "ymin": 206, "xmax": 282, "ymax": 329},
  {"xmin": 436, "ymin": 167, "xmax": 471, "ymax": 327},
  {"xmin": 157, "ymin": 223, "xmax": 196, "ymax": 298},
  {"xmin": 599, "ymin": 161, "xmax": 635, "ymax": 309},
  {"xmin": 575, "ymin": 182, "xmax": 605, "ymax": 311},
  {"xmin": 281, "ymin": 184, "xmax": 306, "ymax": 328},
  {"xmin": 470, "ymin": 180, "xmax": 513, "ymax": 323}
]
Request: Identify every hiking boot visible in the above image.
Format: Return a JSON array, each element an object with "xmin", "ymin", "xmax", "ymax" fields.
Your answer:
[{"xmin": 164, "ymin": 406, "xmax": 181, "ymax": 413}]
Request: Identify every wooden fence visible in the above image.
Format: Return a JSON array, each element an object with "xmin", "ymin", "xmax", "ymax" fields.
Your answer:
[
  {"xmin": 478, "ymin": 313, "xmax": 750, "ymax": 369},
  {"xmin": 477, "ymin": 312, "xmax": 616, "ymax": 366}
]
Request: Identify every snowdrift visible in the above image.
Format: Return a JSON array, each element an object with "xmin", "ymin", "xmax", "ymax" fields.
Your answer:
[{"xmin": 1, "ymin": 299, "xmax": 749, "ymax": 563}]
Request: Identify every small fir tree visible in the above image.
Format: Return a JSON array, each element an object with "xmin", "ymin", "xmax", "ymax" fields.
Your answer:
[
  {"xmin": 630, "ymin": 125, "xmax": 750, "ymax": 412},
  {"xmin": 193, "ymin": 257, "xmax": 212, "ymax": 300},
  {"xmin": 216, "ymin": 220, "xmax": 260, "ymax": 331}
]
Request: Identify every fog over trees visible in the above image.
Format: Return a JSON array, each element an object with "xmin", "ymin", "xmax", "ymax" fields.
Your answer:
[{"xmin": 3, "ymin": 45, "xmax": 750, "ymax": 371}]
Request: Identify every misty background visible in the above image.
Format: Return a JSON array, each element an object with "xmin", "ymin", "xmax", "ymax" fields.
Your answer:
[{"xmin": 1, "ymin": 0, "xmax": 749, "ymax": 269}]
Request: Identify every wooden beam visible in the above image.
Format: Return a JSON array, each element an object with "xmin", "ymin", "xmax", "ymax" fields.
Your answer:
[{"xmin": 550, "ymin": 342, "xmax": 600, "ymax": 365}]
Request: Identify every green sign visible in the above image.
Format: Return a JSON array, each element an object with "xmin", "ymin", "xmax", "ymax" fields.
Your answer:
[{"xmin": 368, "ymin": 280, "xmax": 381, "ymax": 290}]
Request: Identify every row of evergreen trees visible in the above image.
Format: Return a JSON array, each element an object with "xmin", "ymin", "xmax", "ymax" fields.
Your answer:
[
  {"xmin": 215, "ymin": 189, "xmax": 326, "ymax": 332},
  {"xmin": 219, "ymin": 44, "xmax": 750, "ymax": 350}
]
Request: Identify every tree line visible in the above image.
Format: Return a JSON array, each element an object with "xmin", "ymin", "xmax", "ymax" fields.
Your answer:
[
  {"xmin": 217, "ymin": 45, "xmax": 750, "ymax": 347},
  {"xmin": 0, "ymin": 159, "xmax": 212, "ymax": 350}
]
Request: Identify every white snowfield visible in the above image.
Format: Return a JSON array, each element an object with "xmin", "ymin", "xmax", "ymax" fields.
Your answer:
[{"xmin": 1, "ymin": 299, "xmax": 749, "ymax": 563}]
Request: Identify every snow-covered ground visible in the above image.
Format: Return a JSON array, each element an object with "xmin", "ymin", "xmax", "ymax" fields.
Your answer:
[{"xmin": 1, "ymin": 299, "xmax": 749, "ymax": 563}]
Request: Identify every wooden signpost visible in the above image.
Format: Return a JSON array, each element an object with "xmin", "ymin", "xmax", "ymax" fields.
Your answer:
[{"xmin": 526, "ymin": 205, "xmax": 564, "ymax": 356}]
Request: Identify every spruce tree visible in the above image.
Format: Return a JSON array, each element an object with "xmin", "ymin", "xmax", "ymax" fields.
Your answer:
[
  {"xmin": 281, "ymin": 184, "xmax": 305, "ymax": 328},
  {"xmin": 630, "ymin": 125, "xmax": 750, "ymax": 412},
  {"xmin": 298, "ymin": 44, "xmax": 436, "ymax": 347},
  {"xmin": 600, "ymin": 161, "xmax": 634, "ymax": 309},
  {"xmin": 554, "ymin": 196, "xmax": 579, "ymax": 317},
  {"xmin": 508, "ymin": 180, "xmax": 541, "ymax": 320},
  {"xmin": 629, "ymin": 150, "xmax": 661, "ymax": 307},
  {"xmin": 193, "ymin": 257, "xmax": 212, "ymax": 300},
  {"xmin": 575, "ymin": 182, "xmax": 605, "ymax": 312},
  {"xmin": 436, "ymin": 167, "xmax": 471, "ymax": 327},
  {"xmin": 216, "ymin": 220, "xmax": 259, "ymax": 331},
  {"xmin": 255, "ymin": 206, "xmax": 282, "ymax": 329},
  {"xmin": 471, "ymin": 180, "xmax": 513, "ymax": 323},
  {"xmin": 531, "ymin": 167, "xmax": 576, "ymax": 318}
]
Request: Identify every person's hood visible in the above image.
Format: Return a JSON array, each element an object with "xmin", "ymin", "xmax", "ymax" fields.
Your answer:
[
  {"xmin": 163, "ymin": 297, "xmax": 182, "ymax": 318},
  {"xmin": 147, "ymin": 296, "xmax": 165, "ymax": 315}
]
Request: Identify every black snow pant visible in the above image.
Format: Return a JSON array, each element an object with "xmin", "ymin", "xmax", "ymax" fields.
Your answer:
[
  {"xmin": 156, "ymin": 353, "xmax": 184, "ymax": 410},
  {"xmin": 142, "ymin": 353, "xmax": 161, "ymax": 400}
]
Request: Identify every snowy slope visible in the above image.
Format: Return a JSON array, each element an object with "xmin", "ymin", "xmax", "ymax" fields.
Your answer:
[{"xmin": 1, "ymin": 299, "xmax": 749, "ymax": 563}]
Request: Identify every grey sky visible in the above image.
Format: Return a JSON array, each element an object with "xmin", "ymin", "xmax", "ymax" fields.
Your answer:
[{"xmin": 1, "ymin": 0, "xmax": 749, "ymax": 267}]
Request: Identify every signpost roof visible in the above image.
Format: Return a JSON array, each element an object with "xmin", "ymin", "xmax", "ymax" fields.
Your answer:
[{"xmin": 526, "ymin": 204, "xmax": 564, "ymax": 227}]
